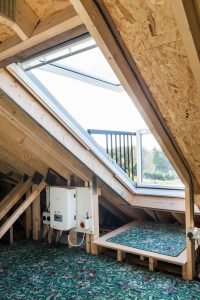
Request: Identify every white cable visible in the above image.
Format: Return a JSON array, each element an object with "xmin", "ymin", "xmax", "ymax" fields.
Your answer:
[{"xmin": 67, "ymin": 232, "xmax": 86, "ymax": 247}]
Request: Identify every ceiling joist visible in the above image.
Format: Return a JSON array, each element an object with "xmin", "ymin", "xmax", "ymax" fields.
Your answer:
[{"xmin": 0, "ymin": 0, "xmax": 85, "ymax": 67}]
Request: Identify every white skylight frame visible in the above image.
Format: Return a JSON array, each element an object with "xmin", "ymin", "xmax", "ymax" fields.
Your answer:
[{"xmin": 9, "ymin": 34, "xmax": 185, "ymax": 198}]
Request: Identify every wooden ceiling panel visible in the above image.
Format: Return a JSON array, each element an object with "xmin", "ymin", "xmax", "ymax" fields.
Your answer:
[
  {"xmin": 25, "ymin": 0, "xmax": 71, "ymax": 20},
  {"xmin": 101, "ymin": 0, "xmax": 200, "ymax": 186}
]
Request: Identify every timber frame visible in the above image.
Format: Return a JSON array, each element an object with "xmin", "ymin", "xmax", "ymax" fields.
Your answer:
[
  {"xmin": 0, "ymin": 0, "xmax": 199, "ymax": 281},
  {"xmin": 69, "ymin": 0, "xmax": 196, "ymax": 280}
]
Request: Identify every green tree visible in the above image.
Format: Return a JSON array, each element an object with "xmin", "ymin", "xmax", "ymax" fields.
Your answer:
[{"xmin": 152, "ymin": 147, "xmax": 173, "ymax": 173}]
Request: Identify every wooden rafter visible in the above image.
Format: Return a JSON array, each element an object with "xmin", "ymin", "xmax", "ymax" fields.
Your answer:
[
  {"xmin": 0, "ymin": 3, "xmax": 84, "ymax": 66},
  {"xmin": 0, "ymin": 0, "xmax": 39, "ymax": 41},
  {"xmin": 0, "ymin": 180, "xmax": 46, "ymax": 239},
  {"xmin": 0, "ymin": 176, "xmax": 33, "ymax": 221},
  {"xmin": 0, "ymin": 144, "xmax": 34, "ymax": 176}
]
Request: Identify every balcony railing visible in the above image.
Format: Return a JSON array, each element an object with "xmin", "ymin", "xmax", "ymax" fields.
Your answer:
[
  {"xmin": 88, "ymin": 129, "xmax": 184, "ymax": 190},
  {"xmin": 87, "ymin": 129, "xmax": 136, "ymax": 181}
]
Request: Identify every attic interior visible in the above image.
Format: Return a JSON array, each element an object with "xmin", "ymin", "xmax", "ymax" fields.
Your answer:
[{"xmin": 0, "ymin": 0, "xmax": 200, "ymax": 298}]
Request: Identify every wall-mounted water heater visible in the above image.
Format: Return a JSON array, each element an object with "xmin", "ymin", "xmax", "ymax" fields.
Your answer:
[{"xmin": 48, "ymin": 186, "xmax": 94, "ymax": 234}]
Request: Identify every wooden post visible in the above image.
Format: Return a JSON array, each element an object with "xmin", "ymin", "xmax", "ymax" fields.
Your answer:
[
  {"xmin": 91, "ymin": 176, "xmax": 100, "ymax": 255},
  {"xmin": 9, "ymin": 226, "xmax": 13, "ymax": 245},
  {"xmin": 25, "ymin": 189, "xmax": 32, "ymax": 239},
  {"xmin": 185, "ymin": 186, "xmax": 195, "ymax": 280},
  {"xmin": 149, "ymin": 257, "xmax": 157, "ymax": 271},
  {"xmin": 117, "ymin": 250, "xmax": 126, "ymax": 262},
  {"xmin": 85, "ymin": 181, "xmax": 92, "ymax": 253},
  {"xmin": 32, "ymin": 185, "xmax": 41, "ymax": 240},
  {"xmin": 86, "ymin": 233, "xmax": 91, "ymax": 253}
]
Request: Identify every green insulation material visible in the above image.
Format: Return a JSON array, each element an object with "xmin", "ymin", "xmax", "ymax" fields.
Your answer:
[
  {"xmin": 107, "ymin": 222, "xmax": 186, "ymax": 257},
  {"xmin": 0, "ymin": 240, "xmax": 199, "ymax": 299}
]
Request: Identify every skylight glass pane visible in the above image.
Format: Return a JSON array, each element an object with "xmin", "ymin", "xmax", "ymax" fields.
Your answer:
[
  {"xmin": 21, "ymin": 35, "xmax": 183, "ymax": 191},
  {"xmin": 53, "ymin": 47, "xmax": 120, "ymax": 86},
  {"xmin": 140, "ymin": 132, "xmax": 183, "ymax": 188}
]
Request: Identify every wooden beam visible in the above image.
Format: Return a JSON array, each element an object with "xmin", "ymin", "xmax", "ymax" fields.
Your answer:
[
  {"xmin": 0, "ymin": 132, "xmax": 47, "ymax": 177},
  {"xmin": 15, "ymin": 0, "xmax": 39, "ymax": 40},
  {"xmin": 169, "ymin": 0, "xmax": 200, "ymax": 93},
  {"xmin": 0, "ymin": 180, "xmax": 24, "ymax": 209},
  {"xmin": 9, "ymin": 226, "xmax": 13, "ymax": 245},
  {"xmin": 25, "ymin": 189, "xmax": 32, "ymax": 239},
  {"xmin": 0, "ymin": 24, "xmax": 87, "ymax": 67},
  {"xmin": 0, "ymin": 180, "xmax": 46, "ymax": 239},
  {"xmin": 32, "ymin": 185, "xmax": 41, "ymax": 240},
  {"xmin": 149, "ymin": 257, "xmax": 158, "ymax": 272},
  {"xmin": 185, "ymin": 187, "xmax": 195, "ymax": 280},
  {"xmin": 99, "ymin": 196, "xmax": 128, "ymax": 223},
  {"xmin": 0, "ymin": 95, "xmax": 90, "ymax": 182},
  {"xmin": 171, "ymin": 212, "xmax": 185, "ymax": 225},
  {"xmin": 0, "ymin": 73, "xmax": 138, "ymax": 205},
  {"xmin": 0, "ymin": 5, "xmax": 83, "ymax": 66},
  {"xmin": 0, "ymin": 177, "xmax": 33, "ymax": 221},
  {"xmin": 143, "ymin": 209, "xmax": 158, "ymax": 221},
  {"xmin": 117, "ymin": 250, "xmax": 126, "ymax": 262},
  {"xmin": 90, "ymin": 177, "xmax": 99, "ymax": 255},
  {"xmin": 69, "ymin": 0, "xmax": 192, "ymax": 188},
  {"xmin": 0, "ymin": 145, "xmax": 34, "ymax": 176},
  {"xmin": 0, "ymin": 1, "xmax": 39, "ymax": 41}
]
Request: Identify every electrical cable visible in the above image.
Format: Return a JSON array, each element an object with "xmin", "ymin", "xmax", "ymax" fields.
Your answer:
[{"xmin": 67, "ymin": 232, "xmax": 86, "ymax": 247}]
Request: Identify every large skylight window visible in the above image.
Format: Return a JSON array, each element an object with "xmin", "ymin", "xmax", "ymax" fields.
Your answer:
[{"xmin": 18, "ymin": 34, "xmax": 183, "ymax": 192}]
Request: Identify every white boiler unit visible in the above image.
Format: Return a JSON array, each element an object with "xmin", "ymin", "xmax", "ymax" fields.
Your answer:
[{"xmin": 50, "ymin": 187, "xmax": 77, "ymax": 230}]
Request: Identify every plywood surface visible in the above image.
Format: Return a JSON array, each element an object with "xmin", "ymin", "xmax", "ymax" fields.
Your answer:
[
  {"xmin": 0, "ymin": 23, "xmax": 15, "ymax": 42},
  {"xmin": 102, "ymin": 0, "xmax": 200, "ymax": 187},
  {"xmin": 25, "ymin": 0, "xmax": 71, "ymax": 20}
]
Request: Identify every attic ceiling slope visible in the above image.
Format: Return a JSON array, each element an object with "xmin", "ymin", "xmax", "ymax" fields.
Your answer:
[
  {"xmin": 98, "ymin": 0, "xmax": 200, "ymax": 188},
  {"xmin": 0, "ymin": 0, "xmax": 86, "ymax": 66}
]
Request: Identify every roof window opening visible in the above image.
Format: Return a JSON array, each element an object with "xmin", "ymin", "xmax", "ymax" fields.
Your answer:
[{"xmin": 19, "ymin": 34, "xmax": 184, "ymax": 193}]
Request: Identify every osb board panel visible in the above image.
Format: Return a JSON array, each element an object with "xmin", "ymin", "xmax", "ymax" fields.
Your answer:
[
  {"xmin": 25, "ymin": 0, "xmax": 70, "ymax": 20},
  {"xmin": 102, "ymin": 0, "xmax": 200, "ymax": 185},
  {"xmin": 0, "ymin": 23, "xmax": 15, "ymax": 43},
  {"xmin": 102, "ymin": 0, "xmax": 181, "ymax": 53}
]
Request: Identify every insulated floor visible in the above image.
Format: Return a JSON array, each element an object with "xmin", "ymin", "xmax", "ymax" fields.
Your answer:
[
  {"xmin": 0, "ymin": 240, "xmax": 200, "ymax": 299},
  {"xmin": 107, "ymin": 222, "xmax": 186, "ymax": 257}
]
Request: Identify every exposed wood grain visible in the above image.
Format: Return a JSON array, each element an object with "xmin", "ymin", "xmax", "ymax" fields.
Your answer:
[
  {"xmin": 26, "ymin": 0, "xmax": 70, "ymax": 20},
  {"xmin": 0, "ymin": 177, "xmax": 33, "ymax": 221},
  {"xmin": 0, "ymin": 180, "xmax": 46, "ymax": 239}
]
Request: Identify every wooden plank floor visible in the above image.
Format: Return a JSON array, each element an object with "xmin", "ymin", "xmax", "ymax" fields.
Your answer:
[{"xmin": 93, "ymin": 221, "xmax": 187, "ymax": 266}]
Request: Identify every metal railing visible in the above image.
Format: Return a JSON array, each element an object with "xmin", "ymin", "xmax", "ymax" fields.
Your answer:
[{"xmin": 87, "ymin": 129, "xmax": 136, "ymax": 181}]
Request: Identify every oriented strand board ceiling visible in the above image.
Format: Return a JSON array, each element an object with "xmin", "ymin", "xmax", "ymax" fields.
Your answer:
[
  {"xmin": 0, "ymin": 23, "xmax": 15, "ymax": 42},
  {"xmin": 25, "ymin": 0, "xmax": 70, "ymax": 20},
  {"xmin": 101, "ymin": 0, "xmax": 200, "ymax": 187}
]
